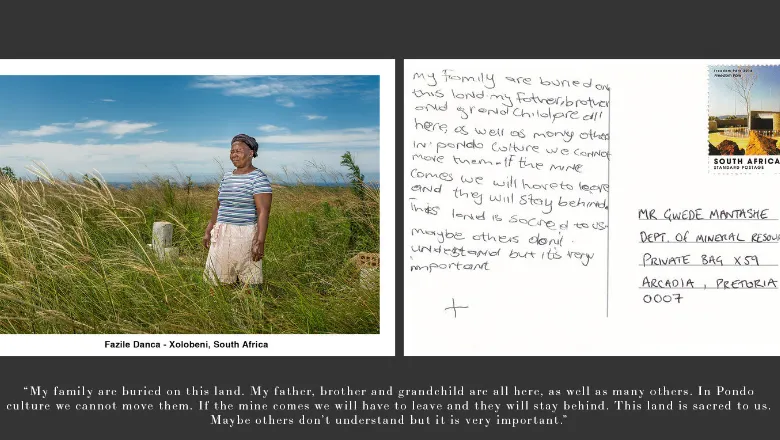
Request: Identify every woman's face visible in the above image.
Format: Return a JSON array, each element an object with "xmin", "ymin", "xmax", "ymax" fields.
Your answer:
[{"xmin": 230, "ymin": 141, "xmax": 253, "ymax": 167}]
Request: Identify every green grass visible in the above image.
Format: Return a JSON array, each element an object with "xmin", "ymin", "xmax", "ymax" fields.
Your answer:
[{"xmin": 0, "ymin": 166, "xmax": 379, "ymax": 334}]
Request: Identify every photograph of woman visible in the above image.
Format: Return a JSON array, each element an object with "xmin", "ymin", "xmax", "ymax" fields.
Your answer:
[
  {"xmin": 0, "ymin": 72, "xmax": 382, "ymax": 337},
  {"xmin": 203, "ymin": 134, "xmax": 273, "ymax": 291}
]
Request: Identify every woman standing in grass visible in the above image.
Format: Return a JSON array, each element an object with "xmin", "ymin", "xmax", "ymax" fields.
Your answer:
[{"xmin": 203, "ymin": 134, "xmax": 273, "ymax": 290}]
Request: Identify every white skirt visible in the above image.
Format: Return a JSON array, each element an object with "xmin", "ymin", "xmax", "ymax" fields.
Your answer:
[{"xmin": 203, "ymin": 222, "xmax": 263, "ymax": 285}]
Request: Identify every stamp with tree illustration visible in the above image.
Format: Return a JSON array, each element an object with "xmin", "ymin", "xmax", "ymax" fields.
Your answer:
[{"xmin": 709, "ymin": 65, "xmax": 780, "ymax": 173}]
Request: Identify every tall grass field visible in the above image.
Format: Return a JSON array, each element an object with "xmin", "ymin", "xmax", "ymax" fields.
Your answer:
[{"xmin": 0, "ymin": 159, "xmax": 379, "ymax": 335}]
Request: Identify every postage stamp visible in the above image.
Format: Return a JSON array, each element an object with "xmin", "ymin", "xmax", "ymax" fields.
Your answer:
[{"xmin": 708, "ymin": 64, "xmax": 780, "ymax": 174}]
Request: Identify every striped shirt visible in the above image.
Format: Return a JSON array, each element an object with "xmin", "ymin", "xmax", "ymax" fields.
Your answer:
[{"xmin": 216, "ymin": 169, "xmax": 272, "ymax": 225}]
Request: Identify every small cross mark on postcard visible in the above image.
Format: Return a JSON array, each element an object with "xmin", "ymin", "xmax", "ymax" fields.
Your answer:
[{"xmin": 444, "ymin": 298, "xmax": 468, "ymax": 318}]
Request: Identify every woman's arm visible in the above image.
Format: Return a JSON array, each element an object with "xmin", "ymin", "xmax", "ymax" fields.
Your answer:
[
  {"xmin": 252, "ymin": 193, "xmax": 272, "ymax": 260},
  {"xmin": 202, "ymin": 199, "xmax": 220, "ymax": 249}
]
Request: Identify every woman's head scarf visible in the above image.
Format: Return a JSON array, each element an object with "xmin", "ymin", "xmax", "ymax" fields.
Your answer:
[{"xmin": 232, "ymin": 134, "xmax": 258, "ymax": 158}]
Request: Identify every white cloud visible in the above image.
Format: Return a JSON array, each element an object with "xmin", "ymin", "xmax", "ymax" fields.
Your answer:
[
  {"xmin": 0, "ymin": 141, "xmax": 227, "ymax": 176},
  {"xmin": 224, "ymin": 84, "xmax": 284, "ymax": 98},
  {"xmin": 256, "ymin": 127, "xmax": 378, "ymax": 148},
  {"xmin": 74, "ymin": 120, "xmax": 109, "ymax": 129},
  {"xmin": 104, "ymin": 122, "xmax": 156, "ymax": 138},
  {"xmin": 144, "ymin": 129, "xmax": 167, "ymax": 135},
  {"xmin": 191, "ymin": 80, "xmax": 244, "ymax": 89},
  {"xmin": 304, "ymin": 114, "xmax": 327, "ymax": 120},
  {"xmin": 258, "ymin": 124, "xmax": 288, "ymax": 133},
  {"xmin": 191, "ymin": 75, "xmax": 365, "ymax": 99},
  {"xmin": 8, "ymin": 119, "xmax": 159, "ymax": 139},
  {"xmin": 0, "ymin": 139, "xmax": 379, "ymax": 179},
  {"xmin": 257, "ymin": 147, "xmax": 379, "ymax": 177},
  {"xmin": 9, "ymin": 125, "xmax": 70, "ymax": 137},
  {"xmin": 101, "ymin": 98, "xmax": 116, "ymax": 102},
  {"xmin": 361, "ymin": 89, "xmax": 379, "ymax": 101},
  {"xmin": 276, "ymin": 97, "xmax": 295, "ymax": 107},
  {"xmin": 199, "ymin": 75, "xmax": 266, "ymax": 81}
]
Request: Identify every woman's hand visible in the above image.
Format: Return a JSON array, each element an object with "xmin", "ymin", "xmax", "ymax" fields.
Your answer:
[
  {"xmin": 252, "ymin": 238, "xmax": 265, "ymax": 261},
  {"xmin": 202, "ymin": 229, "xmax": 212, "ymax": 249}
]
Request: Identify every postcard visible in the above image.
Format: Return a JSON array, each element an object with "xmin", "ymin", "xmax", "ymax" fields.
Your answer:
[{"xmin": 405, "ymin": 59, "xmax": 780, "ymax": 356}]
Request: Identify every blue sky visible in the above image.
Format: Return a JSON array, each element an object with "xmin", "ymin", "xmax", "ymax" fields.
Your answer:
[
  {"xmin": 0, "ymin": 75, "xmax": 380, "ymax": 183},
  {"xmin": 709, "ymin": 66, "xmax": 780, "ymax": 116}
]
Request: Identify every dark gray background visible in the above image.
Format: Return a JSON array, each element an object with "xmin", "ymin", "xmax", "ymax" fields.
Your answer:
[{"xmin": 2, "ymin": 2, "xmax": 780, "ymax": 437}]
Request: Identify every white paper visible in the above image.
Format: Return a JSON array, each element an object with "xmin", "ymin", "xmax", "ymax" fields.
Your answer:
[{"xmin": 404, "ymin": 59, "xmax": 780, "ymax": 356}]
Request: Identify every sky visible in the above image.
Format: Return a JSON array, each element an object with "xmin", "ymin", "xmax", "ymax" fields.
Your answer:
[
  {"xmin": 0, "ymin": 75, "xmax": 380, "ymax": 184},
  {"xmin": 709, "ymin": 66, "xmax": 780, "ymax": 116}
]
